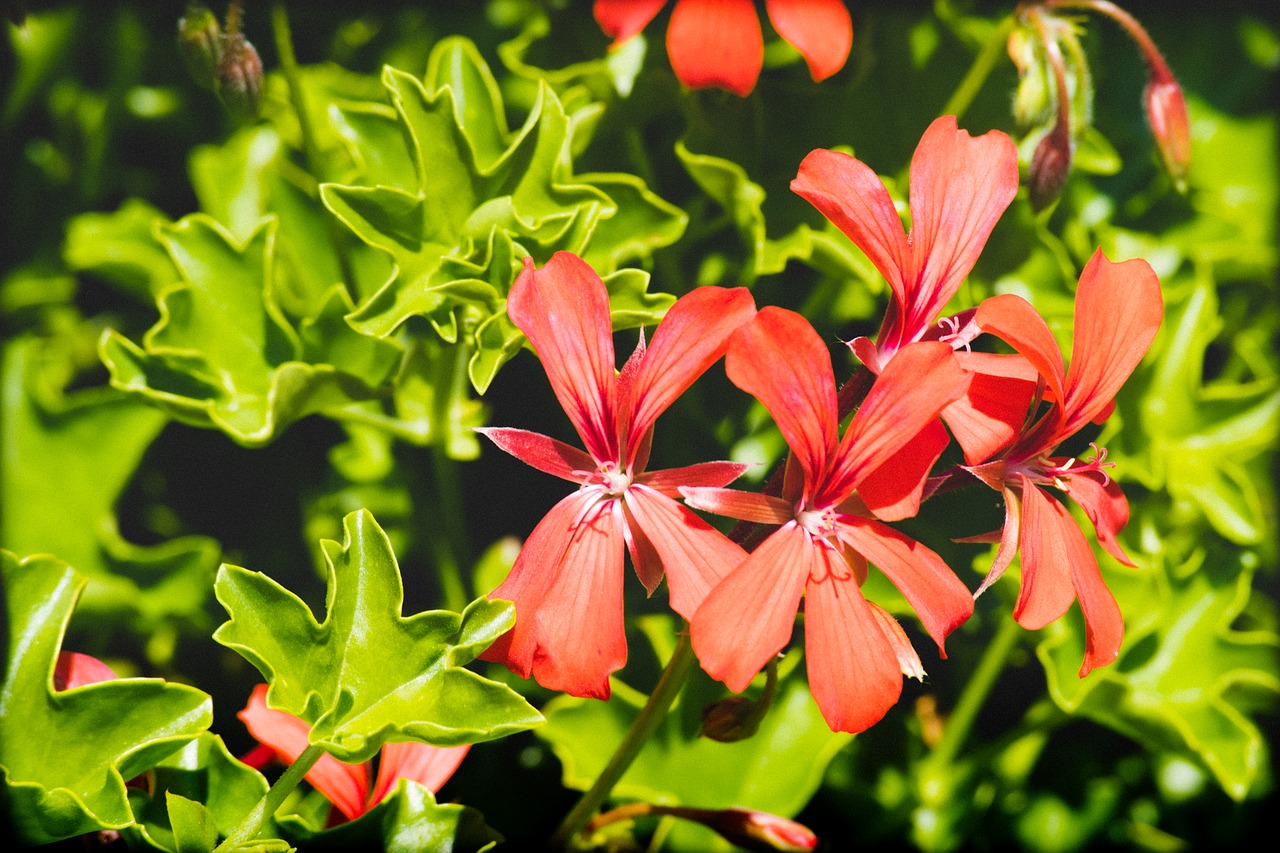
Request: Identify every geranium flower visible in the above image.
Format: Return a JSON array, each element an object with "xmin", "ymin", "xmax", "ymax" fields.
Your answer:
[
  {"xmin": 963, "ymin": 249, "xmax": 1163, "ymax": 676},
  {"xmin": 53, "ymin": 651, "xmax": 118, "ymax": 690},
  {"xmin": 594, "ymin": 0, "xmax": 853, "ymax": 96},
  {"xmin": 683, "ymin": 307, "xmax": 974, "ymax": 733},
  {"xmin": 238, "ymin": 684, "xmax": 468, "ymax": 824},
  {"xmin": 479, "ymin": 252, "xmax": 757, "ymax": 699},
  {"xmin": 790, "ymin": 116, "xmax": 1036, "ymax": 513}
]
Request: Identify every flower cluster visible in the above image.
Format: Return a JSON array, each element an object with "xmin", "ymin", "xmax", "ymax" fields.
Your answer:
[{"xmin": 482, "ymin": 117, "xmax": 1162, "ymax": 733}]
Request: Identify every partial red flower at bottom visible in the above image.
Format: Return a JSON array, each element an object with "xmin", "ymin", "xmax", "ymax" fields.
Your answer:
[
  {"xmin": 964, "ymin": 249, "xmax": 1163, "ymax": 676},
  {"xmin": 238, "ymin": 684, "xmax": 468, "ymax": 824}
]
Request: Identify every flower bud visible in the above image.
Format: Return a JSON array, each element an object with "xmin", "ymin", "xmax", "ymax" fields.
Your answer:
[
  {"xmin": 1028, "ymin": 119, "xmax": 1073, "ymax": 212},
  {"xmin": 703, "ymin": 809, "xmax": 818, "ymax": 853},
  {"xmin": 177, "ymin": 3, "xmax": 222, "ymax": 90},
  {"xmin": 1145, "ymin": 68, "xmax": 1190, "ymax": 192},
  {"xmin": 700, "ymin": 695, "xmax": 764, "ymax": 742},
  {"xmin": 217, "ymin": 33, "xmax": 263, "ymax": 121}
]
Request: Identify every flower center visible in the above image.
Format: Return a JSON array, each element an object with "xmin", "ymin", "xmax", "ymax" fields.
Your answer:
[
  {"xmin": 578, "ymin": 461, "xmax": 632, "ymax": 497},
  {"xmin": 1019, "ymin": 442, "xmax": 1116, "ymax": 492},
  {"xmin": 797, "ymin": 507, "xmax": 839, "ymax": 539}
]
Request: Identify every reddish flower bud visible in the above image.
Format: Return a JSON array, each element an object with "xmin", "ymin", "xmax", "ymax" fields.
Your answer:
[
  {"xmin": 177, "ymin": 3, "xmax": 222, "ymax": 90},
  {"xmin": 1028, "ymin": 119, "xmax": 1073, "ymax": 212},
  {"xmin": 1145, "ymin": 68, "xmax": 1190, "ymax": 191},
  {"xmin": 703, "ymin": 809, "xmax": 818, "ymax": 853},
  {"xmin": 217, "ymin": 33, "xmax": 263, "ymax": 121}
]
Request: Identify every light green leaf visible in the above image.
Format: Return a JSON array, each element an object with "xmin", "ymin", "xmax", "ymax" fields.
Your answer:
[
  {"xmin": 63, "ymin": 198, "xmax": 177, "ymax": 301},
  {"xmin": 213, "ymin": 509, "xmax": 542, "ymax": 763},
  {"xmin": 0, "ymin": 551, "xmax": 212, "ymax": 845},
  {"xmin": 166, "ymin": 793, "xmax": 218, "ymax": 853}
]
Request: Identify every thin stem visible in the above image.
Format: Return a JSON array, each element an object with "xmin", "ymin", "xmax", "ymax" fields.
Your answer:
[
  {"xmin": 550, "ymin": 632, "xmax": 698, "ymax": 848},
  {"xmin": 429, "ymin": 445, "xmax": 470, "ymax": 612},
  {"xmin": 939, "ymin": 14, "xmax": 1016, "ymax": 123},
  {"xmin": 216, "ymin": 743, "xmax": 325, "ymax": 851}
]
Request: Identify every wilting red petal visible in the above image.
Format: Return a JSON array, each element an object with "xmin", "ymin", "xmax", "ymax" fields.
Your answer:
[
  {"xmin": 803, "ymin": 551, "xmax": 905, "ymax": 733},
  {"xmin": 481, "ymin": 491, "xmax": 596, "ymax": 677},
  {"xmin": 792, "ymin": 149, "xmax": 909, "ymax": 309},
  {"xmin": 477, "ymin": 427, "xmax": 594, "ymax": 482},
  {"xmin": 835, "ymin": 516, "xmax": 973, "ymax": 654},
  {"xmin": 866, "ymin": 601, "xmax": 926, "ymax": 681},
  {"xmin": 945, "ymin": 351, "xmax": 1039, "ymax": 465},
  {"xmin": 1061, "ymin": 250, "xmax": 1163, "ymax": 438},
  {"xmin": 1013, "ymin": 478, "xmax": 1084, "ymax": 631},
  {"xmin": 822, "ymin": 342, "xmax": 964, "ymax": 506},
  {"xmin": 624, "ymin": 485, "xmax": 748, "ymax": 618},
  {"xmin": 726, "ymin": 308, "xmax": 838, "ymax": 496},
  {"xmin": 638, "ymin": 460, "xmax": 751, "ymax": 497},
  {"xmin": 594, "ymin": 0, "xmax": 668, "ymax": 45},
  {"xmin": 681, "ymin": 485, "xmax": 797, "ymax": 526},
  {"xmin": 902, "ymin": 117, "xmax": 1019, "ymax": 336},
  {"xmin": 507, "ymin": 253, "xmax": 617, "ymax": 464},
  {"xmin": 529, "ymin": 500, "xmax": 628, "ymax": 699},
  {"xmin": 1064, "ymin": 466, "xmax": 1135, "ymax": 567},
  {"xmin": 972, "ymin": 484, "xmax": 1022, "ymax": 599},
  {"xmin": 975, "ymin": 293, "xmax": 1066, "ymax": 410},
  {"xmin": 765, "ymin": 0, "xmax": 853, "ymax": 82},
  {"xmin": 667, "ymin": 0, "xmax": 763, "ymax": 96},
  {"xmin": 238, "ymin": 684, "xmax": 369, "ymax": 822},
  {"xmin": 857, "ymin": 419, "xmax": 951, "ymax": 521},
  {"xmin": 54, "ymin": 651, "xmax": 117, "ymax": 690},
  {"xmin": 368, "ymin": 742, "xmax": 469, "ymax": 807},
  {"xmin": 627, "ymin": 287, "xmax": 755, "ymax": 466},
  {"xmin": 692, "ymin": 523, "xmax": 812, "ymax": 693}
]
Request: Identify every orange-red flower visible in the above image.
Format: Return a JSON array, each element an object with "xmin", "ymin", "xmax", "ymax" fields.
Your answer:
[
  {"xmin": 684, "ymin": 308, "xmax": 973, "ymax": 733},
  {"xmin": 964, "ymin": 250, "xmax": 1163, "ymax": 676},
  {"xmin": 479, "ymin": 252, "xmax": 756, "ymax": 699},
  {"xmin": 238, "ymin": 684, "xmax": 468, "ymax": 824},
  {"xmin": 594, "ymin": 0, "xmax": 853, "ymax": 96}
]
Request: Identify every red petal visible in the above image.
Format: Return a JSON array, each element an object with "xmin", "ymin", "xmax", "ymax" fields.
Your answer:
[
  {"xmin": 903, "ymin": 117, "xmax": 1019, "ymax": 334},
  {"xmin": 594, "ymin": 0, "xmax": 668, "ymax": 44},
  {"xmin": 726, "ymin": 307, "xmax": 837, "ymax": 497},
  {"xmin": 478, "ymin": 427, "xmax": 594, "ymax": 482},
  {"xmin": 691, "ymin": 523, "xmax": 811, "ymax": 692},
  {"xmin": 973, "ymin": 485, "xmax": 1022, "ymax": 599},
  {"xmin": 624, "ymin": 486, "xmax": 748, "ymax": 618},
  {"xmin": 943, "ymin": 355, "xmax": 1038, "ymax": 465},
  {"xmin": 857, "ymin": 418, "xmax": 950, "ymax": 521},
  {"xmin": 480, "ymin": 491, "xmax": 595, "ymax": 677},
  {"xmin": 369, "ymin": 742, "xmax": 469, "ymax": 807},
  {"xmin": 507, "ymin": 253, "xmax": 617, "ymax": 464},
  {"xmin": 638, "ymin": 460, "xmax": 751, "ymax": 497},
  {"xmin": 823, "ymin": 342, "xmax": 964, "ymax": 505},
  {"xmin": 667, "ymin": 0, "xmax": 763, "ymax": 96},
  {"xmin": 1065, "ymin": 539, "xmax": 1125, "ymax": 679},
  {"xmin": 681, "ymin": 485, "xmax": 795, "ymax": 525},
  {"xmin": 1013, "ymin": 478, "xmax": 1083, "ymax": 631},
  {"xmin": 791, "ymin": 149, "xmax": 909, "ymax": 311},
  {"xmin": 54, "ymin": 651, "xmax": 117, "ymax": 690},
  {"xmin": 803, "ymin": 552, "xmax": 905, "ymax": 733},
  {"xmin": 1061, "ymin": 250, "xmax": 1163, "ymax": 437},
  {"xmin": 238, "ymin": 684, "xmax": 369, "ymax": 821},
  {"xmin": 836, "ymin": 516, "xmax": 973, "ymax": 654},
  {"xmin": 975, "ymin": 293, "xmax": 1066, "ymax": 412},
  {"xmin": 1064, "ymin": 467, "xmax": 1135, "ymax": 567},
  {"xmin": 628, "ymin": 286, "xmax": 756, "ymax": 464},
  {"xmin": 765, "ymin": 0, "xmax": 853, "ymax": 82},
  {"xmin": 529, "ymin": 500, "xmax": 628, "ymax": 699},
  {"xmin": 621, "ymin": 496, "xmax": 665, "ymax": 596}
]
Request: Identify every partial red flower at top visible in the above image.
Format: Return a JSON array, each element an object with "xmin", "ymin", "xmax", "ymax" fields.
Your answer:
[
  {"xmin": 594, "ymin": 0, "xmax": 853, "ymax": 96},
  {"xmin": 478, "ymin": 252, "xmax": 757, "ymax": 699},
  {"xmin": 683, "ymin": 308, "xmax": 974, "ymax": 733},
  {"xmin": 963, "ymin": 249, "xmax": 1163, "ymax": 676},
  {"xmin": 238, "ymin": 684, "xmax": 468, "ymax": 825}
]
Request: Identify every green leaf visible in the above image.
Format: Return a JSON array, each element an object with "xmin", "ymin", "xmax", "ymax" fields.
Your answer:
[
  {"xmin": 0, "ymin": 551, "xmax": 212, "ymax": 845},
  {"xmin": 100, "ymin": 214, "xmax": 398, "ymax": 446},
  {"xmin": 213, "ymin": 509, "xmax": 542, "ymax": 763},
  {"xmin": 62, "ymin": 198, "xmax": 177, "ymax": 301},
  {"xmin": 166, "ymin": 793, "xmax": 218, "ymax": 853}
]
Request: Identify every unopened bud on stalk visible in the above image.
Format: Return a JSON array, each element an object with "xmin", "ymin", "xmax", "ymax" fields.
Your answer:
[
  {"xmin": 1028, "ymin": 119, "xmax": 1073, "ymax": 212},
  {"xmin": 217, "ymin": 32, "xmax": 263, "ymax": 121},
  {"xmin": 700, "ymin": 695, "xmax": 764, "ymax": 742},
  {"xmin": 177, "ymin": 3, "xmax": 222, "ymax": 90},
  {"xmin": 702, "ymin": 809, "xmax": 818, "ymax": 853},
  {"xmin": 1144, "ymin": 67, "xmax": 1190, "ymax": 192}
]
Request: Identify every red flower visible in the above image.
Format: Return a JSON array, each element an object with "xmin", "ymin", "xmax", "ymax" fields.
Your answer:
[
  {"xmin": 964, "ymin": 250, "xmax": 1163, "ymax": 676},
  {"xmin": 238, "ymin": 684, "xmax": 468, "ymax": 824},
  {"xmin": 53, "ymin": 651, "xmax": 118, "ymax": 690},
  {"xmin": 479, "ymin": 252, "xmax": 757, "ymax": 699},
  {"xmin": 790, "ymin": 117, "xmax": 1039, "ymax": 507},
  {"xmin": 594, "ymin": 0, "xmax": 853, "ymax": 96},
  {"xmin": 684, "ymin": 308, "xmax": 974, "ymax": 733}
]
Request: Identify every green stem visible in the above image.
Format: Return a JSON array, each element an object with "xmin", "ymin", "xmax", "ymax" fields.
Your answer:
[
  {"xmin": 216, "ymin": 743, "xmax": 325, "ymax": 851},
  {"xmin": 429, "ymin": 444, "xmax": 470, "ymax": 612},
  {"xmin": 550, "ymin": 633, "xmax": 698, "ymax": 848},
  {"xmin": 939, "ymin": 14, "xmax": 1016, "ymax": 123},
  {"xmin": 270, "ymin": 1, "xmax": 356, "ymax": 288}
]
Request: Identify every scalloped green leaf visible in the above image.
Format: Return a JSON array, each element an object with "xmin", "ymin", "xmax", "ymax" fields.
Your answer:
[
  {"xmin": 100, "ymin": 215, "xmax": 399, "ymax": 446},
  {"xmin": 213, "ymin": 509, "xmax": 542, "ymax": 763},
  {"xmin": 539, "ymin": 618, "xmax": 848, "ymax": 825},
  {"xmin": 62, "ymin": 198, "xmax": 177, "ymax": 301},
  {"xmin": 0, "ymin": 551, "xmax": 212, "ymax": 845},
  {"xmin": 1037, "ymin": 533, "xmax": 1279, "ymax": 800}
]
